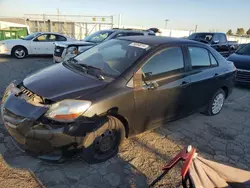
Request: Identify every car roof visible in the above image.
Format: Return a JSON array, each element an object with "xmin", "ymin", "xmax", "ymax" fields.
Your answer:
[
  {"xmin": 37, "ymin": 32, "xmax": 71, "ymax": 38},
  {"xmin": 119, "ymin": 36, "xmax": 202, "ymax": 46},
  {"xmin": 100, "ymin": 29, "xmax": 150, "ymax": 33},
  {"xmin": 191, "ymin": 32, "xmax": 225, "ymax": 35}
]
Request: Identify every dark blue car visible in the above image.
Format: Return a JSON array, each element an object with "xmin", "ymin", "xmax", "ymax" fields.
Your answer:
[{"xmin": 227, "ymin": 43, "xmax": 250, "ymax": 85}]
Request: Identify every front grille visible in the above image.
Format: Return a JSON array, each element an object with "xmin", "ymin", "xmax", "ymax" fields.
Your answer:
[
  {"xmin": 20, "ymin": 86, "xmax": 34, "ymax": 98},
  {"xmin": 17, "ymin": 83, "xmax": 46, "ymax": 104},
  {"xmin": 236, "ymin": 70, "xmax": 250, "ymax": 82},
  {"xmin": 54, "ymin": 46, "xmax": 65, "ymax": 56}
]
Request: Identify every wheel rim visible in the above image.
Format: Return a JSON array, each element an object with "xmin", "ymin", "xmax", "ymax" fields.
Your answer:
[
  {"xmin": 94, "ymin": 130, "xmax": 116, "ymax": 155},
  {"xmin": 15, "ymin": 49, "xmax": 25, "ymax": 58},
  {"xmin": 212, "ymin": 93, "xmax": 224, "ymax": 114}
]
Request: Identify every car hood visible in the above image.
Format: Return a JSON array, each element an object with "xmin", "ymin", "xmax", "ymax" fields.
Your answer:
[
  {"xmin": 1, "ymin": 39, "xmax": 28, "ymax": 44},
  {"xmin": 227, "ymin": 53, "xmax": 250, "ymax": 70},
  {"xmin": 23, "ymin": 63, "xmax": 108, "ymax": 101},
  {"xmin": 55, "ymin": 41, "xmax": 94, "ymax": 47}
]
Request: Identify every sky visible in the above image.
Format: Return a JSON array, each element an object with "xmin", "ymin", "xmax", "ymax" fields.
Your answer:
[{"xmin": 0, "ymin": 0, "xmax": 249, "ymax": 32}]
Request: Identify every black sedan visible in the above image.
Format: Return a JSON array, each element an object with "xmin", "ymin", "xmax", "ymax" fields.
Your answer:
[
  {"xmin": 1, "ymin": 36, "xmax": 236, "ymax": 163},
  {"xmin": 227, "ymin": 43, "xmax": 250, "ymax": 85}
]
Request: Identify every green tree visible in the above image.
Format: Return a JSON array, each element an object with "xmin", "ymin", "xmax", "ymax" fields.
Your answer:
[
  {"xmin": 227, "ymin": 29, "xmax": 233, "ymax": 35},
  {"xmin": 236, "ymin": 28, "xmax": 245, "ymax": 36},
  {"xmin": 247, "ymin": 28, "xmax": 250, "ymax": 35}
]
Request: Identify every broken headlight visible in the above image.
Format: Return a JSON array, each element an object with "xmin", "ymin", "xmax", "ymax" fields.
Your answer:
[
  {"xmin": 66, "ymin": 46, "xmax": 78, "ymax": 55},
  {"xmin": 45, "ymin": 100, "xmax": 91, "ymax": 122}
]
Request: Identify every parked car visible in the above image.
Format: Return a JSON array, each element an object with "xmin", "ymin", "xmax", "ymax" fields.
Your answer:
[
  {"xmin": 53, "ymin": 28, "xmax": 156, "ymax": 63},
  {"xmin": 1, "ymin": 36, "xmax": 236, "ymax": 163},
  {"xmin": 188, "ymin": 32, "xmax": 238, "ymax": 57},
  {"xmin": 227, "ymin": 43, "xmax": 250, "ymax": 85},
  {"xmin": 0, "ymin": 32, "xmax": 74, "ymax": 59}
]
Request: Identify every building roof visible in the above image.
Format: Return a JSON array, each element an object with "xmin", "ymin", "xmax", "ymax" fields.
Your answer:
[
  {"xmin": 0, "ymin": 18, "xmax": 26, "ymax": 25},
  {"xmin": 119, "ymin": 35, "xmax": 201, "ymax": 46}
]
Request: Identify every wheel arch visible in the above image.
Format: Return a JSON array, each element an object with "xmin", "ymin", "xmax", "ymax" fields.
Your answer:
[
  {"xmin": 221, "ymin": 86, "xmax": 229, "ymax": 98},
  {"xmin": 11, "ymin": 45, "xmax": 29, "ymax": 55},
  {"xmin": 106, "ymin": 107, "xmax": 130, "ymax": 138}
]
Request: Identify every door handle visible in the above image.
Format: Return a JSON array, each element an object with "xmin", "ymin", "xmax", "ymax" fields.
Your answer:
[
  {"xmin": 180, "ymin": 81, "xmax": 189, "ymax": 88},
  {"xmin": 214, "ymin": 73, "xmax": 219, "ymax": 77}
]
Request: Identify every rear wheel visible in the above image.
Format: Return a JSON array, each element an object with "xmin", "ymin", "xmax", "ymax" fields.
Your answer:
[
  {"xmin": 12, "ymin": 46, "xmax": 27, "ymax": 59},
  {"xmin": 204, "ymin": 89, "xmax": 225, "ymax": 116},
  {"xmin": 81, "ymin": 116, "xmax": 125, "ymax": 164}
]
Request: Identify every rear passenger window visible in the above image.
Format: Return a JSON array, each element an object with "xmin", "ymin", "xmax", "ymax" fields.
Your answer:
[
  {"xmin": 142, "ymin": 47, "xmax": 184, "ymax": 78},
  {"xmin": 188, "ymin": 47, "xmax": 211, "ymax": 69},
  {"xmin": 127, "ymin": 32, "xmax": 144, "ymax": 36},
  {"xmin": 210, "ymin": 53, "xmax": 218, "ymax": 66},
  {"xmin": 56, "ymin": 35, "xmax": 67, "ymax": 41}
]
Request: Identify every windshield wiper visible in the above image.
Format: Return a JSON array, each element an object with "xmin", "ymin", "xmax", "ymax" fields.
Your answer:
[
  {"xmin": 77, "ymin": 64, "xmax": 105, "ymax": 80},
  {"xmin": 66, "ymin": 59, "xmax": 105, "ymax": 80}
]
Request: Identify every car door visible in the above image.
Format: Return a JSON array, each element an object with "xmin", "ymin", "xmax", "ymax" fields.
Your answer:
[
  {"xmin": 186, "ymin": 46, "xmax": 220, "ymax": 111},
  {"xmin": 218, "ymin": 34, "xmax": 229, "ymax": 56},
  {"xmin": 31, "ymin": 34, "xmax": 56, "ymax": 54},
  {"xmin": 211, "ymin": 34, "xmax": 228, "ymax": 55},
  {"xmin": 140, "ymin": 46, "xmax": 191, "ymax": 129},
  {"xmin": 45, "ymin": 34, "xmax": 57, "ymax": 54}
]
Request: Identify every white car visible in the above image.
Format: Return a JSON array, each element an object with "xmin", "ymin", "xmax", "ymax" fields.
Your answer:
[{"xmin": 0, "ymin": 32, "xmax": 74, "ymax": 59}]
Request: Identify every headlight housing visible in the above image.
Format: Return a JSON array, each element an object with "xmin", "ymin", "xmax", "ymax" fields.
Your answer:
[
  {"xmin": 45, "ymin": 100, "xmax": 91, "ymax": 122},
  {"xmin": 66, "ymin": 46, "xmax": 78, "ymax": 55}
]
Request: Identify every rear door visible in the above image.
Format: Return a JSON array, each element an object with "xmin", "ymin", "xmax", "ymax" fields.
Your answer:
[
  {"xmin": 211, "ymin": 34, "xmax": 228, "ymax": 56},
  {"xmin": 186, "ymin": 46, "xmax": 220, "ymax": 111},
  {"xmin": 140, "ymin": 46, "xmax": 191, "ymax": 128}
]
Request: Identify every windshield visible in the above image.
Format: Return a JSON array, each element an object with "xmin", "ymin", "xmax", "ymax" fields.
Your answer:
[
  {"xmin": 84, "ymin": 31, "xmax": 113, "ymax": 43},
  {"xmin": 73, "ymin": 39, "xmax": 151, "ymax": 77},
  {"xmin": 236, "ymin": 43, "xmax": 250, "ymax": 55},
  {"xmin": 188, "ymin": 33, "xmax": 213, "ymax": 42},
  {"xmin": 22, "ymin": 32, "xmax": 41, "ymax": 40}
]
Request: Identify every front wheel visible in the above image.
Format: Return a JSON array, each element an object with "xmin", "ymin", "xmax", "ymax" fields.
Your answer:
[
  {"xmin": 204, "ymin": 89, "xmax": 225, "ymax": 116},
  {"xmin": 81, "ymin": 116, "xmax": 125, "ymax": 164},
  {"xmin": 12, "ymin": 46, "xmax": 27, "ymax": 59}
]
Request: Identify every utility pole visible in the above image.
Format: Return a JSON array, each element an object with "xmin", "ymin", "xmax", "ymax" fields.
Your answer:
[
  {"xmin": 118, "ymin": 14, "xmax": 122, "ymax": 28},
  {"xmin": 165, "ymin": 19, "xmax": 169, "ymax": 29},
  {"xmin": 195, "ymin": 25, "xmax": 198, "ymax": 32},
  {"xmin": 57, "ymin": 8, "xmax": 60, "ymax": 32}
]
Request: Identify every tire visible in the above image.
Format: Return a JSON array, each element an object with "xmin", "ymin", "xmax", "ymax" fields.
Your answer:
[
  {"xmin": 81, "ymin": 116, "xmax": 125, "ymax": 164},
  {"xmin": 204, "ymin": 89, "xmax": 225, "ymax": 116},
  {"xmin": 12, "ymin": 46, "xmax": 27, "ymax": 59}
]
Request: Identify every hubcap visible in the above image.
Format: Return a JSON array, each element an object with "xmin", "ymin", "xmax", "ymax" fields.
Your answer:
[
  {"xmin": 212, "ymin": 93, "xmax": 224, "ymax": 114},
  {"xmin": 94, "ymin": 130, "xmax": 116, "ymax": 154},
  {"xmin": 15, "ymin": 49, "xmax": 25, "ymax": 58}
]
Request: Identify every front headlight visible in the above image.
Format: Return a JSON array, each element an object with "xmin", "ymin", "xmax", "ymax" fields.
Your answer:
[
  {"xmin": 0, "ymin": 43, "xmax": 5, "ymax": 46},
  {"xmin": 45, "ymin": 100, "xmax": 91, "ymax": 122},
  {"xmin": 66, "ymin": 46, "xmax": 78, "ymax": 55}
]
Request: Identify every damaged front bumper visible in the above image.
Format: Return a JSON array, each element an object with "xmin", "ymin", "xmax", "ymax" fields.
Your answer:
[{"xmin": 1, "ymin": 83, "xmax": 107, "ymax": 160}]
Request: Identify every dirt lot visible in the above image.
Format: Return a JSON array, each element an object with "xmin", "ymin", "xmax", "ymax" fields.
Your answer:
[{"xmin": 0, "ymin": 56, "xmax": 250, "ymax": 188}]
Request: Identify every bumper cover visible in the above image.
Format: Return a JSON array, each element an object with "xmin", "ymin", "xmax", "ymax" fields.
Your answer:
[
  {"xmin": 1, "ymin": 94, "xmax": 76, "ymax": 154},
  {"xmin": 1, "ymin": 87, "xmax": 108, "ymax": 156}
]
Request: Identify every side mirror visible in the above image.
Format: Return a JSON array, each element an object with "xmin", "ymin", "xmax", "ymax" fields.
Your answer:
[
  {"xmin": 133, "ymin": 70, "xmax": 143, "ymax": 89},
  {"xmin": 213, "ymin": 40, "xmax": 219, "ymax": 44}
]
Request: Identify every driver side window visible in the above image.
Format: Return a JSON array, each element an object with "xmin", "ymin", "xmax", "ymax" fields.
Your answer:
[
  {"xmin": 141, "ymin": 47, "xmax": 184, "ymax": 79},
  {"xmin": 35, "ymin": 34, "xmax": 47, "ymax": 41}
]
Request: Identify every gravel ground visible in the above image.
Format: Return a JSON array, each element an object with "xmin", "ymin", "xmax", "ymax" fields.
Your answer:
[{"xmin": 0, "ymin": 55, "xmax": 250, "ymax": 187}]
